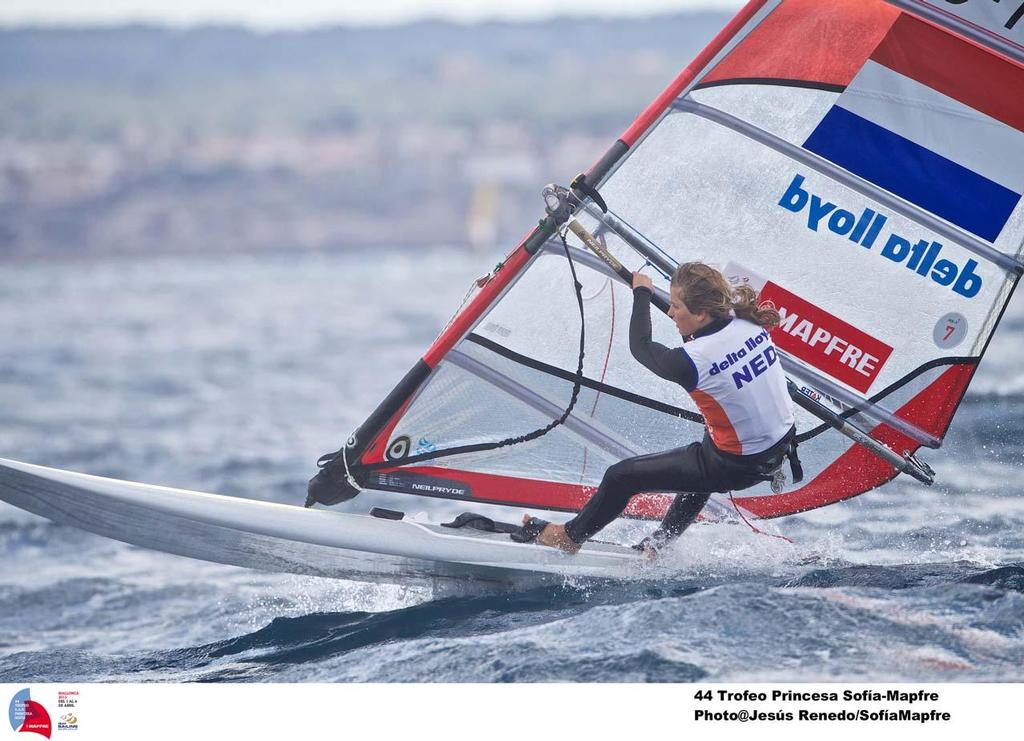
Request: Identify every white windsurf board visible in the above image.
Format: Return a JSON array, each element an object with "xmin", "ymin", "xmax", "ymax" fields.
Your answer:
[{"xmin": 0, "ymin": 458, "xmax": 641, "ymax": 587}]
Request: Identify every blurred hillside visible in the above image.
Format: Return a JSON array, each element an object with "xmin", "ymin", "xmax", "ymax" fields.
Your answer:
[{"xmin": 0, "ymin": 14, "xmax": 728, "ymax": 257}]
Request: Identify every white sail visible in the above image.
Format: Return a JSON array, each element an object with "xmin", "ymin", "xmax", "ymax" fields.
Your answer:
[{"xmin": 335, "ymin": 0, "xmax": 1024, "ymax": 520}]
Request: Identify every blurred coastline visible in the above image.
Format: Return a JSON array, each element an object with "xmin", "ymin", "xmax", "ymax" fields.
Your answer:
[{"xmin": 0, "ymin": 14, "xmax": 728, "ymax": 259}]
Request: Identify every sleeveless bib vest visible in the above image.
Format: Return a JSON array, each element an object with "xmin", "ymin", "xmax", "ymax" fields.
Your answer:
[{"xmin": 684, "ymin": 318, "xmax": 795, "ymax": 456}]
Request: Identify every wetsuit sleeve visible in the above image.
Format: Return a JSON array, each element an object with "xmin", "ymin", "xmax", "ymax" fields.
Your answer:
[{"xmin": 629, "ymin": 287, "xmax": 698, "ymax": 391}]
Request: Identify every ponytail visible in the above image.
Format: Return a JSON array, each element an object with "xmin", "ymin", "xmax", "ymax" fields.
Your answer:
[
  {"xmin": 732, "ymin": 283, "xmax": 781, "ymax": 329},
  {"xmin": 671, "ymin": 262, "xmax": 781, "ymax": 330}
]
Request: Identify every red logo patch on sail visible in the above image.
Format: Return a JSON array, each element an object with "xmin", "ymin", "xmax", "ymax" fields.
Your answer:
[{"xmin": 759, "ymin": 281, "xmax": 892, "ymax": 393}]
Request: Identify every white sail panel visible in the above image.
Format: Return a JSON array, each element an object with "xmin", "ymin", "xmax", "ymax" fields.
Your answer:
[{"xmin": 689, "ymin": 84, "xmax": 834, "ymax": 147}]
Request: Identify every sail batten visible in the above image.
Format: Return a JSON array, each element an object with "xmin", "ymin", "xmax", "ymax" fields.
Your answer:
[
  {"xmin": 465, "ymin": 334, "xmax": 702, "ymax": 422},
  {"xmin": 673, "ymin": 99, "xmax": 1024, "ymax": 273},
  {"xmin": 446, "ymin": 348, "xmax": 645, "ymax": 461}
]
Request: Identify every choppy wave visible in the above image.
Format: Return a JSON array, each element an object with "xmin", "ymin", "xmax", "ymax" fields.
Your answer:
[
  {"xmin": 2, "ymin": 564, "xmax": 1022, "ymax": 682},
  {"xmin": 2, "ymin": 250, "xmax": 1024, "ymax": 683}
]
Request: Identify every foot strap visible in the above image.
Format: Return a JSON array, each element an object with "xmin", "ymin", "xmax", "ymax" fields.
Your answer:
[
  {"xmin": 510, "ymin": 517, "xmax": 551, "ymax": 543},
  {"xmin": 441, "ymin": 512, "xmax": 520, "ymax": 534}
]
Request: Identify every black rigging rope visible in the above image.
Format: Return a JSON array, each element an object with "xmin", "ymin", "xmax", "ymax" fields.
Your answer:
[{"xmin": 317, "ymin": 227, "xmax": 587, "ymax": 480}]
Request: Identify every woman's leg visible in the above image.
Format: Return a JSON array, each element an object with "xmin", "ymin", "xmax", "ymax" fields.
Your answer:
[
  {"xmin": 641, "ymin": 442, "xmax": 768, "ymax": 550},
  {"xmin": 564, "ymin": 443, "xmax": 705, "ymax": 544},
  {"xmin": 660, "ymin": 491, "xmax": 713, "ymax": 537}
]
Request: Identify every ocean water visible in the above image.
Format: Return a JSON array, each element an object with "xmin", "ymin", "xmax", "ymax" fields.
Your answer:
[{"xmin": 1, "ymin": 248, "xmax": 1022, "ymax": 683}]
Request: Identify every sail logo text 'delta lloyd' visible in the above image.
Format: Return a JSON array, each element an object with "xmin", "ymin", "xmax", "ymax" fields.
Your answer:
[{"xmin": 314, "ymin": 0, "xmax": 1024, "ymax": 522}]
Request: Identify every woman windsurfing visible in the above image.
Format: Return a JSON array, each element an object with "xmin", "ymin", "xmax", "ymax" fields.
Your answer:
[{"xmin": 514, "ymin": 261, "xmax": 798, "ymax": 555}]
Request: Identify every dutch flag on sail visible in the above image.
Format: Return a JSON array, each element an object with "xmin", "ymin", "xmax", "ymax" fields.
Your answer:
[{"xmin": 803, "ymin": 14, "xmax": 1024, "ymax": 243}]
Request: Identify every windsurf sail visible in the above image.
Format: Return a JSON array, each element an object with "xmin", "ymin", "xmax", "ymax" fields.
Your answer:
[{"xmin": 313, "ymin": 0, "xmax": 1024, "ymax": 521}]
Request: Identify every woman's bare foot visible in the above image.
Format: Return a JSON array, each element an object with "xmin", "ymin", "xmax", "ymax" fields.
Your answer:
[{"xmin": 522, "ymin": 515, "xmax": 582, "ymax": 554}]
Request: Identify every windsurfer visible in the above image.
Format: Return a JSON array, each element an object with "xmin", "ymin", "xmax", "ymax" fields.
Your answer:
[{"xmin": 516, "ymin": 262, "xmax": 798, "ymax": 555}]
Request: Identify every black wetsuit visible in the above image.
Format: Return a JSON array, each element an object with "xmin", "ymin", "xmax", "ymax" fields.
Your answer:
[{"xmin": 562, "ymin": 287, "xmax": 794, "ymax": 546}]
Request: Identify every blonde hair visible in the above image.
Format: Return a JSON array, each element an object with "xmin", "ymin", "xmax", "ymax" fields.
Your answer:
[{"xmin": 671, "ymin": 262, "xmax": 781, "ymax": 329}]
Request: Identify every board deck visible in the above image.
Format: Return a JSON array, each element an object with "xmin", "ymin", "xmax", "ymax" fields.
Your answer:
[{"xmin": 0, "ymin": 458, "xmax": 642, "ymax": 586}]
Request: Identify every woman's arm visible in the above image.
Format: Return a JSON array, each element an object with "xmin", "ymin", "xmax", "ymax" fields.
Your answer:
[{"xmin": 628, "ymin": 283, "xmax": 697, "ymax": 391}]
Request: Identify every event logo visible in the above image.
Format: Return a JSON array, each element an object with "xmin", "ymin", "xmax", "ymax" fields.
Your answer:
[{"xmin": 8, "ymin": 689, "xmax": 52, "ymax": 740}]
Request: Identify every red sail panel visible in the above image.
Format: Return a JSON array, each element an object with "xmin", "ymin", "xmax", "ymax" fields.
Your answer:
[
  {"xmin": 735, "ymin": 363, "xmax": 976, "ymax": 517},
  {"xmin": 700, "ymin": 0, "xmax": 900, "ymax": 88}
]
